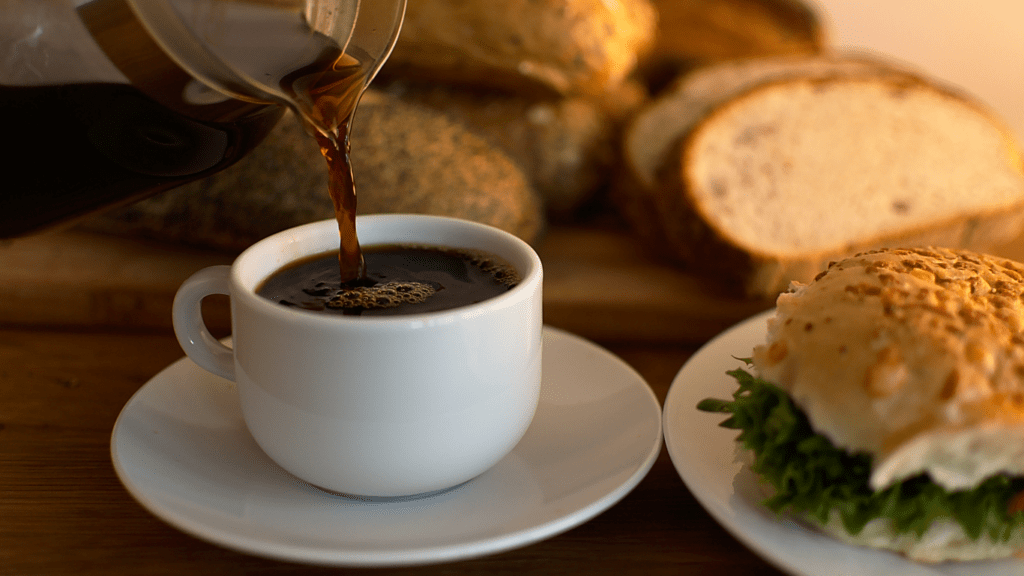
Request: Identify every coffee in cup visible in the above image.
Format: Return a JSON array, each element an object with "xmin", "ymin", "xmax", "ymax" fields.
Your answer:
[
  {"xmin": 256, "ymin": 244, "xmax": 520, "ymax": 316},
  {"xmin": 172, "ymin": 214, "xmax": 543, "ymax": 498}
]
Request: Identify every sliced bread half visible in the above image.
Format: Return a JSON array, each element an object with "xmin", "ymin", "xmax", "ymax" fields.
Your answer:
[
  {"xmin": 668, "ymin": 76, "xmax": 1024, "ymax": 295},
  {"xmin": 624, "ymin": 54, "xmax": 915, "ymax": 192},
  {"xmin": 616, "ymin": 56, "xmax": 1024, "ymax": 296},
  {"xmin": 614, "ymin": 54, "xmax": 915, "ymax": 254}
]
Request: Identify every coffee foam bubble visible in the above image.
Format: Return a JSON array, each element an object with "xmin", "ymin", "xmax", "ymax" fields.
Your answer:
[
  {"xmin": 462, "ymin": 251, "xmax": 520, "ymax": 287},
  {"xmin": 325, "ymin": 281, "xmax": 436, "ymax": 310}
]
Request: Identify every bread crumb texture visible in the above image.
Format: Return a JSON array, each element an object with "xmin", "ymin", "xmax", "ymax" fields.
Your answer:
[
  {"xmin": 624, "ymin": 55, "xmax": 896, "ymax": 190},
  {"xmin": 753, "ymin": 247, "xmax": 1024, "ymax": 491},
  {"xmin": 687, "ymin": 77, "xmax": 1024, "ymax": 256}
]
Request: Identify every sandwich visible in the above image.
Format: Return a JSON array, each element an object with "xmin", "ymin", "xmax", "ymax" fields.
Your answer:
[{"xmin": 698, "ymin": 246, "xmax": 1024, "ymax": 562}]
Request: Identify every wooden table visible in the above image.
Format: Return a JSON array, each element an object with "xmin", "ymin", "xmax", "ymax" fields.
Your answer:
[
  {"xmin": 0, "ymin": 326, "xmax": 786, "ymax": 576},
  {"xmin": 4, "ymin": 222, "xmax": 1023, "ymax": 575}
]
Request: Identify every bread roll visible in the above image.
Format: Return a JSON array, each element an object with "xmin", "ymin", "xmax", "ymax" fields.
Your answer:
[
  {"xmin": 753, "ymin": 247, "xmax": 1024, "ymax": 492},
  {"xmin": 747, "ymin": 246, "xmax": 1024, "ymax": 561}
]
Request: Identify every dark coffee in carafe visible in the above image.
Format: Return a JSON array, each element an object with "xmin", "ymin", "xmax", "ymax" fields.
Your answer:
[
  {"xmin": 1, "ymin": 0, "xmax": 285, "ymax": 237},
  {"xmin": 2, "ymin": 83, "xmax": 281, "ymax": 237},
  {"xmin": 0, "ymin": 0, "xmax": 401, "ymax": 245}
]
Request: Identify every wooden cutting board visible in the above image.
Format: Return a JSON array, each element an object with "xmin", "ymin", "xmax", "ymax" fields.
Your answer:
[
  {"xmin": 4, "ymin": 223, "xmax": 1024, "ymax": 344},
  {"xmin": 0, "ymin": 223, "xmax": 778, "ymax": 344}
]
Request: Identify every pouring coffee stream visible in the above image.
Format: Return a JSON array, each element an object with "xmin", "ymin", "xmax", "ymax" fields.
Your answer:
[
  {"xmin": 282, "ymin": 51, "xmax": 369, "ymax": 282},
  {"xmin": 2, "ymin": 0, "xmax": 406, "ymax": 283}
]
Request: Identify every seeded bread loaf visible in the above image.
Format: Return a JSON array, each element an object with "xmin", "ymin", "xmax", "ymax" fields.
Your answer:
[
  {"xmin": 80, "ymin": 92, "xmax": 544, "ymax": 250},
  {"xmin": 377, "ymin": 79, "xmax": 638, "ymax": 217},
  {"xmin": 380, "ymin": 0, "xmax": 657, "ymax": 98},
  {"xmin": 616, "ymin": 55, "xmax": 1024, "ymax": 297},
  {"xmin": 750, "ymin": 246, "xmax": 1024, "ymax": 561}
]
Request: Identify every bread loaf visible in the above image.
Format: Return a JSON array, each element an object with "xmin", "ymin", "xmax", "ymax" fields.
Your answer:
[
  {"xmin": 377, "ymin": 80, "xmax": 633, "ymax": 216},
  {"xmin": 380, "ymin": 0, "xmax": 658, "ymax": 97},
  {"xmin": 80, "ymin": 92, "xmax": 544, "ymax": 250},
  {"xmin": 639, "ymin": 0, "xmax": 824, "ymax": 89},
  {"xmin": 617, "ymin": 55, "xmax": 1024, "ymax": 297}
]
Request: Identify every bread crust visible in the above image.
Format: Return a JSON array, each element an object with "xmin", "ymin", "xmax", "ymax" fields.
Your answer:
[{"xmin": 753, "ymin": 247, "xmax": 1024, "ymax": 491}]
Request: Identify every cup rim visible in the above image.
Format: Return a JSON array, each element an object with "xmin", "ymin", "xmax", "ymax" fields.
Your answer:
[{"xmin": 228, "ymin": 214, "xmax": 542, "ymax": 327}]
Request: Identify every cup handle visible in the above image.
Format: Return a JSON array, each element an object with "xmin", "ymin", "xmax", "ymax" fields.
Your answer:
[{"xmin": 172, "ymin": 265, "xmax": 235, "ymax": 381}]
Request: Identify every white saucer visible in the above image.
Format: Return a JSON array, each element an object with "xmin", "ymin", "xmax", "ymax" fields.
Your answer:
[
  {"xmin": 111, "ymin": 326, "xmax": 662, "ymax": 567},
  {"xmin": 664, "ymin": 310, "xmax": 1023, "ymax": 576}
]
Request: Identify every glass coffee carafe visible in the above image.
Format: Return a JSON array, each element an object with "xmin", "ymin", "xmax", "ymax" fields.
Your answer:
[{"xmin": 0, "ymin": 0, "xmax": 405, "ymax": 237}]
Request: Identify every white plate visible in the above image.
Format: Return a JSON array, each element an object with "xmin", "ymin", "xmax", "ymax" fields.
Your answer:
[
  {"xmin": 663, "ymin": 310, "xmax": 1024, "ymax": 576},
  {"xmin": 111, "ymin": 326, "xmax": 662, "ymax": 567}
]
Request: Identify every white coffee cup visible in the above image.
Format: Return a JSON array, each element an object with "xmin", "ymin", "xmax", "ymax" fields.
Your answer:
[{"xmin": 172, "ymin": 214, "xmax": 543, "ymax": 498}]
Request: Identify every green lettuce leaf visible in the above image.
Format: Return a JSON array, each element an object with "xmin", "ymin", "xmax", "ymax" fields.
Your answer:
[{"xmin": 696, "ymin": 364, "xmax": 1024, "ymax": 540}]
